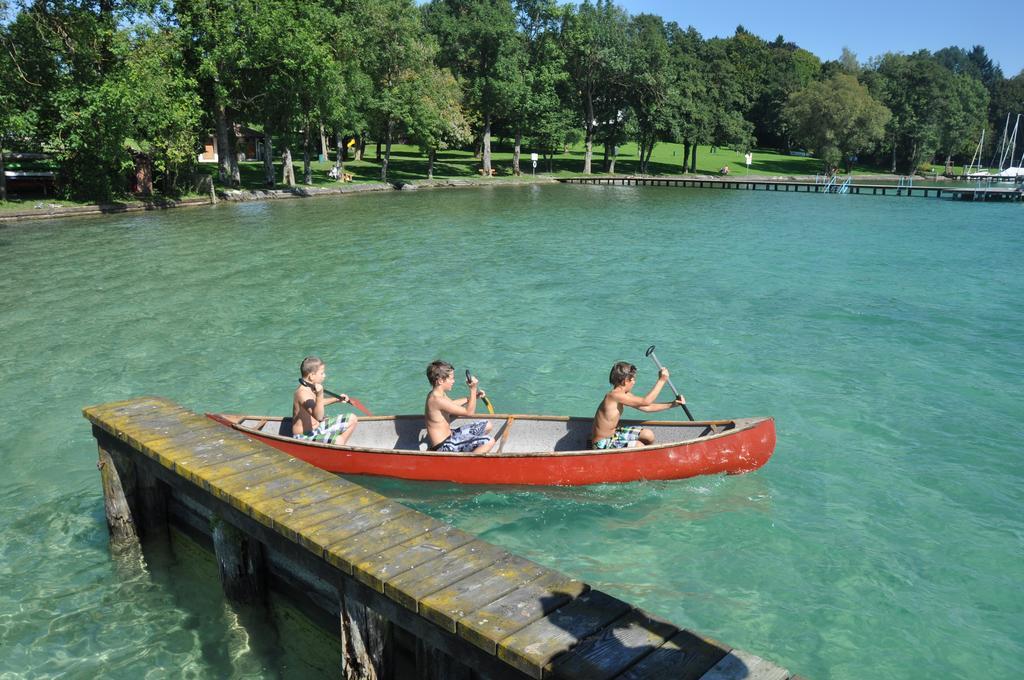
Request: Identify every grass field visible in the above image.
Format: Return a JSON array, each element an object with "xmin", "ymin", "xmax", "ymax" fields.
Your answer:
[{"xmin": 197, "ymin": 142, "xmax": 850, "ymax": 190}]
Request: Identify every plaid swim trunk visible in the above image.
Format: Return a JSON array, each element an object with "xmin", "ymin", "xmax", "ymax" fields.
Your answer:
[
  {"xmin": 294, "ymin": 413, "xmax": 354, "ymax": 444},
  {"xmin": 434, "ymin": 420, "xmax": 492, "ymax": 453},
  {"xmin": 592, "ymin": 425, "xmax": 643, "ymax": 450}
]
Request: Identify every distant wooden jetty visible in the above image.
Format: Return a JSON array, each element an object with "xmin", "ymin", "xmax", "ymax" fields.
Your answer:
[
  {"xmin": 85, "ymin": 397, "xmax": 802, "ymax": 679},
  {"xmin": 560, "ymin": 176, "xmax": 1023, "ymax": 202}
]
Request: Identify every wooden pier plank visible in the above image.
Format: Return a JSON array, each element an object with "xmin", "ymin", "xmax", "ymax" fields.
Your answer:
[
  {"xmin": 208, "ymin": 457, "xmax": 323, "ymax": 514},
  {"xmin": 497, "ymin": 589, "xmax": 632, "ymax": 679},
  {"xmin": 275, "ymin": 490, "xmax": 388, "ymax": 544},
  {"xmin": 294, "ymin": 499, "xmax": 411, "ymax": 559},
  {"xmin": 611, "ymin": 629, "xmax": 731, "ymax": 680},
  {"xmin": 83, "ymin": 396, "xmax": 187, "ymax": 427},
  {"xmin": 324, "ymin": 509, "xmax": 443, "ymax": 575},
  {"xmin": 248, "ymin": 477, "xmax": 363, "ymax": 529},
  {"xmin": 698, "ymin": 648, "xmax": 791, "ymax": 680},
  {"xmin": 353, "ymin": 524, "xmax": 478, "ymax": 593},
  {"xmin": 100, "ymin": 411, "xmax": 212, "ymax": 458},
  {"xmin": 385, "ymin": 540, "xmax": 509, "ymax": 612},
  {"xmin": 545, "ymin": 608, "xmax": 678, "ymax": 680},
  {"xmin": 165, "ymin": 437, "xmax": 271, "ymax": 485},
  {"xmin": 418, "ymin": 553, "xmax": 551, "ymax": 633},
  {"xmin": 459, "ymin": 571, "xmax": 589, "ymax": 655},
  {"xmin": 182, "ymin": 447, "xmax": 283, "ymax": 489}
]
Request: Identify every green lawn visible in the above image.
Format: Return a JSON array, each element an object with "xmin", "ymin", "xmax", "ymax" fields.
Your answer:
[{"xmin": 197, "ymin": 142, "xmax": 853, "ymax": 189}]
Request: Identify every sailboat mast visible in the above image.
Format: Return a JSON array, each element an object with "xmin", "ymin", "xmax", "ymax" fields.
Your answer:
[{"xmin": 1008, "ymin": 114, "xmax": 1021, "ymax": 173}]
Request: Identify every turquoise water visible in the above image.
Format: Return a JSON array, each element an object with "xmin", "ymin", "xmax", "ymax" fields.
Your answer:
[{"xmin": 1, "ymin": 185, "xmax": 1021, "ymax": 677}]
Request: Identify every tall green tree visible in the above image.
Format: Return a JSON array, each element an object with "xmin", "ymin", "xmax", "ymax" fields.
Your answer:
[
  {"xmin": 177, "ymin": 0, "xmax": 253, "ymax": 187},
  {"xmin": 404, "ymin": 60, "xmax": 471, "ymax": 179},
  {"xmin": 4, "ymin": 0, "xmax": 148, "ymax": 198},
  {"xmin": 116, "ymin": 27, "xmax": 203, "ymax": 194},
  {"xmin": 664, "ymin": 23, "xmax": 709, "ymax": 173},
  {"xmin": 750, "ymin": 37, "xmax": 820, "ymax": 149},
  {"xmin": 0, "ymin": 11, "xmax": 39, "ymax": 201},
  {"xmin": 501, "ymin": 0, "xmax": 567, "ymax": 175},
  {"xmin": 869, "ymin": 51, "xmax": 959, "ymax": 173},
  {"xmin": 935, "ymin": 73, "xmax": 989, "ymax": 169},
  {"xmin": 560, "ymin": 0, "xmax": 631, "ymax": 173},
  {"xmin": 364, "ymin": 0, "xmax": 452, "ymax": 182},
  {"xmin": 627, "ymin": 14, "xmax": 673, "ymax": 174},
  {"xmin": 784, "ymin": 73, "xmax": 891, "ymax": 171},
  {"xmin": 423, "ymin": 0, "xmax": 520, "ymax": 174},
  {"xmin": 703, "ymin": 38, "xmax": 755, "ymax": 161}
]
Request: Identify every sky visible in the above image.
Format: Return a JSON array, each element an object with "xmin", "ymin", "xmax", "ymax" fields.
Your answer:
[{"xmin": 615, "ymin": 0, "xmax": 1023, "ymax": 77}]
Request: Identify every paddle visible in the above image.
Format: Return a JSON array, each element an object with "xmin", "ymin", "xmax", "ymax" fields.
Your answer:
[
  {"xmin": 645, "ymin": 345, "xmax": 694, "ymax": 421},
  {"xmin": 465, "ymin": 369, "xmax": 495, "ymax": 414},
  {"xmin": 323, "ymin": 388, "xmax": 373, "ymax": 416}
]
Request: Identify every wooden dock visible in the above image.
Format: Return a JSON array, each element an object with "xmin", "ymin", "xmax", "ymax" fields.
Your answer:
[
  {"xmin": 559, "ymin": 176, "xmax": 1023, "ymax": 202},
  {"xmin": 85, "ymin": 397, "xmax": 802, "ymax": 679}
]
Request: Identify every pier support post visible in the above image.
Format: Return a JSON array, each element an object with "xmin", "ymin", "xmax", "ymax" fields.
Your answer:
[
  {"xmin": 96, "ymin": 437, "xmax": 140, "ymax": 546},
  {"xmin": 212, "ymin": 516, "xmax": 267, "ymax": 604},
  {"xmin": 340, "ymin": 578, "xmax": 393, "ymax": 680}
]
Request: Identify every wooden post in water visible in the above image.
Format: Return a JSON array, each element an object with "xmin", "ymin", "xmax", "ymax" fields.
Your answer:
[
  {"xmin": 96, "ymin": 437, "xmax": 140, "ymax": 545},
  {"xmin": 340, "ymin": 578, "xmax": 393, "ymax": 680},
  {"xmin": 211, "ymin": 515, "xmax": 267, "ymax": 604}
]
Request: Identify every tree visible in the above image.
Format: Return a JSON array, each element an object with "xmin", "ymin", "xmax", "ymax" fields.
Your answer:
[
  {"xmin": 423, "ymin": 0, "xmax": 520, "ymax": 174},
  {"xmin": 784, "ymin": 74, "xmax": 890, "ymax": 171},
  {"xmin": 502, "ymin": 0, "xmax": 567, "ymax": 176},
  {"xmin": 0, "ymin": 14, "xmax": 39, "ymax": 201},
  {"xmin": 987, "ymin": 70, "xmax": 1024, "ymax": 163},
  {"xmin": 404, "ymin": 61, "xmax": 471, "ymax": 179},
  {"xmin": 364, "ymin": 0, "xmax": 450, "ymax": 182},
  {"xmin": 664, "ymin": 23, "xmax": 708, "ymax": 173},
  {"xmin": 868, "ymin": 51, "xmax": 954, "ymax": 173},
  {"xmin": 935, "ymin": 73, "xmax": 989, "ymax": 168},
  {"xmin": 3, "ymin": 0, "xmax": 147, "ymax": 199},
  {"xmin": 626, "ymin": 14, "xmax": 673, "ymax": 174},
  {"xmin": 749, "ymin": 41, "xmax": 820, "ymax": 149},
  {"xmin": 177, "ymin": 0, "xmax": 252, "ymax": 187},
  {"xmin": 116, "ymin": 28, "xmax": 203, "ymax": 195},
  {"xmin": 703, "ymin": 38, "xmax": 755, "ymax": 159},
  {"xmin": 839, "ymin": 47, "xmax": 860, "ymax": 74},
  {"xmin": 560, "ymin": 0, "xmax": 631, "ymax": 173}
]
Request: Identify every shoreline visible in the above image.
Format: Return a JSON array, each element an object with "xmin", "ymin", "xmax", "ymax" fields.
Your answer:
[
  {"xmin": 3, "ymin": 171, "xmax": 1013, "ymax": 224},
  {"xmin": 0, "ymin": 175, "xmax": 560, "ymax": 224}
]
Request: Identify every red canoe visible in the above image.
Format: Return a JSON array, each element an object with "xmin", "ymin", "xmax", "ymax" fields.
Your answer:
[{"xmin": 206, "ymin": 412, "xmax": 776, "ymax": 486}]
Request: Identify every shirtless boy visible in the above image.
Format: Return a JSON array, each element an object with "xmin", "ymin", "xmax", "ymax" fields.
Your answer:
[
  {"xmin": 590, "ymin": 361, "xmax": 684, "ymax": 449},
  {"xmin": 291, "ymin": 356, "xmax": 358, "ymax": 445},
  {"xmin": 424, "ymin": 360, "xmax": 495, "ymax": 453}
]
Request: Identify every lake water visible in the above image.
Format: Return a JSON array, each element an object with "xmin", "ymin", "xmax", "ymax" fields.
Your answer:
[{"xmin": 1, "ymin": 184, "xmax": 1021, "ymax": 678}]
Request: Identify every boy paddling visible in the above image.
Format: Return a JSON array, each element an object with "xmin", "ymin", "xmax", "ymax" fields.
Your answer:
[
  {"xmin": 424, "ymin": 360, "xmax": 495, "ymax": 453},
  {"xmin": 291, "ymin": 356, "xmax": 358, "ymax": 444},
  {"xmin": 590, "ymin": 361, "xmax": 684, "ymax": 449}
]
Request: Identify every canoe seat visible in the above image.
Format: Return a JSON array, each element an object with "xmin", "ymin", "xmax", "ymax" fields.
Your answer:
[{"xmin": 262, "ymin": 418, "xmax": 289, "ymax": 436}]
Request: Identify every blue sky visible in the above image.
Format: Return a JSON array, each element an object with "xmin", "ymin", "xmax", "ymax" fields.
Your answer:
[{"xmin": 615, "ymin": 0, "xmax": 1022, "ymax": 77}]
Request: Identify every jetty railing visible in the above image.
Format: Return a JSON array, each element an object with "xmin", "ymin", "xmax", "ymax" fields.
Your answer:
[{"xmin": 85, "ymin": 397, "xmax": 800, "ymax": 680}]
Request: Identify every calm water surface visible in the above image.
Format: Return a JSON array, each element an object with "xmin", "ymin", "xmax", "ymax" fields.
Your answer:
[{"xmin": 1, "ymin": 185, "xmax": 1021, "ymax": 678}]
